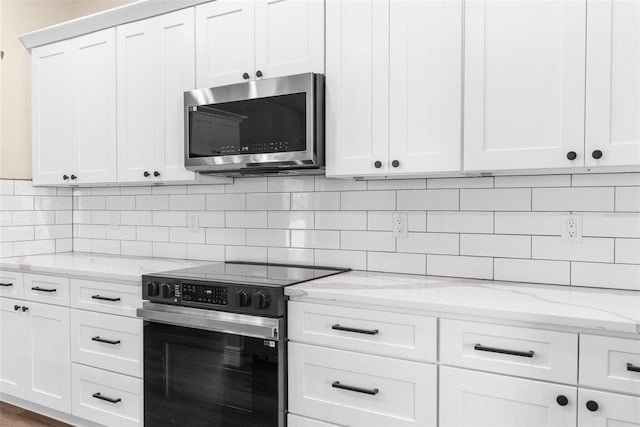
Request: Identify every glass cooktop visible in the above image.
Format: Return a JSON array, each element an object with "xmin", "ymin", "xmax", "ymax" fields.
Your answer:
[{"xmin": 147, "ymin": 261, "xmax": 348, "ymax": 288}]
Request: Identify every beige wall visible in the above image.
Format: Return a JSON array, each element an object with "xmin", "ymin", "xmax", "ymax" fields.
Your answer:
[{"xmin": 0, "ymin": 0, "xmax": 134, "ymax": 179}]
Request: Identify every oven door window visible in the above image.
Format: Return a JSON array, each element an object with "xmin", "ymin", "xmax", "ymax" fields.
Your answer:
[
  {"xmin": 188, "ymin": 92, "xmax": 306, "ymax": 158},
  {"xmin": 144, "ymin": 322, "xmax": 279, "ymax": 427}
]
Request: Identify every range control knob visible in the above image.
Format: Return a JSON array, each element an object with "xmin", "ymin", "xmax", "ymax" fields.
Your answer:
[
  {"xmin": 253, "ymin": 291, "xmax": 270, "ymax": 310},
  {"xmin": 160, "ymin": 283, "xmax": 174, "ymax": 299},
  {"xmin": 147, "ymin": 282, "xmax": 159, "ymax": 297},
  {"xmin": 235, "ymin": 290, "xmax": 251, "ymax": 307}
]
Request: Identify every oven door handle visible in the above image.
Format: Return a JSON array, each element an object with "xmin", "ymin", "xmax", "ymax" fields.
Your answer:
[{"xmin": 137, "ymin": 305, "xmax": 280, "ymax": 341}]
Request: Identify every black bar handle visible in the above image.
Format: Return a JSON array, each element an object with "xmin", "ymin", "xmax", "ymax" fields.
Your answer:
[
  {"xmin": 92, "ymin": 392, "xmax": 121, "ymax": 404},
  {"xmin": 331, "ymin": 324, "xmax": 379, "ymax": 335},
  {"xmin": 91, "ymin": 295, "xmax": 121, "ymax": 302},
  {"xmin": 92, "ymin": 336, "xmax": 121, "ymax": 345},
  {"xmin": 0, "ymin": 282, "xmax": 13, "ymax": 287},
  {"xmin": 332, "ymin": 381, "xmax": 379, "ymax": 396},
  {"xmin": 474, "ymin": 343, "xmax": 534, "ymax": 358},
  {"xmin": 627, "ymin": 363, "xmax": 640, "ymax": 373},
  {"xmin": 31, "ymin": 286, "xmax": 57, "ymax": 293}
]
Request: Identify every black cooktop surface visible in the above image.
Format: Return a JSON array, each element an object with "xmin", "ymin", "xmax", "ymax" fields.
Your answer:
[{"xmin": 148, "ymin": 261, "xmax": 348, "ymax": 288}]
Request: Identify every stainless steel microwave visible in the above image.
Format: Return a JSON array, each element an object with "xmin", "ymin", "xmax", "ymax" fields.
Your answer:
[{"xmin": 184, "ymin": 73, "xmax": 324, "ymax": 176}]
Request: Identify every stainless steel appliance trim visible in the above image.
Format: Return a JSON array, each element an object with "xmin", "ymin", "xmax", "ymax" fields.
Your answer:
[
  {"xmin": 184, "ymin": 73, "xmax": 324, "ymax": 173},
  {"xmin": 137, "ymin": 302, "xmax": 280, "ymax": 340}
]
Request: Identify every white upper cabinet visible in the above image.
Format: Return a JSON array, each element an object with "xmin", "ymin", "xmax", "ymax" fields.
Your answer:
[
  {"xmin": 389, "ymin": 0, "xmax": 462, "ymax": 175},
  {"xmin": 32, "ymin": 28, "xmax": 116, "ymax": 186},
  {"xmin": 117, "ymin": 8, "xmax": 196, "ymax": 184},
  {"xmin": 326, "ymin": 0, "xmax": 462, "ymax": 178},
  {"xmin": 254, "ymin": 0, "xmax": 324, "ymax": 79},
  {"xmin": 463, "ymin": 0, "xmax": 587, "ymax": 171},
  {"xmin": 196, "ymin": 0, "xmax": 324, "ymax": 88},
  {"xmin": 585, "ymin": 0, "xmax": 640, "ymax": 167},
  {"xmin": 325, "ymin": 0, "xmax": 390, "ymax": 177}
]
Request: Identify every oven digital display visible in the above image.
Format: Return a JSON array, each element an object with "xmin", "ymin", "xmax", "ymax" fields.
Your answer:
[{"xmin": 181, "ymin": 283, "xmax": 228, "ymax": 305}]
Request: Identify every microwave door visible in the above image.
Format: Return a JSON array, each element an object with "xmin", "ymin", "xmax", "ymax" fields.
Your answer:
[{"xmin": 189, "ymin": 107, "xmax": 247, "ymax": 158}]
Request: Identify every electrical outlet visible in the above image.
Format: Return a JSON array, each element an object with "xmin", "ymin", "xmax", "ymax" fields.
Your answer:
[
  {"xmin": 561, "ymin": 214, "xmax": 582, "ymax": 243},
  {"xmin": 109, "ymin": 212, "xmax": 120, "ymax": 230},
  {"xmin": 392, "ymin": 212, "xmax": 408, "ymax": 238},
  {"xmin": 189, "ymin": 213, "xmax": 199, "ymax": 231}
]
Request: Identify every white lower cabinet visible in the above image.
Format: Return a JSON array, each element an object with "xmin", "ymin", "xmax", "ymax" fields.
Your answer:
[
  {"xmin": 289, "ymin": 342, "xmax": 437, "ymax": 427},
  {"xmin": 439, "ymin": 366, "xmax": 577, "ymax": 427},
  {"xmin": 578, "ymin": 389, "xmax": 640, "ymax": 426},
  {"xmin": 71, "ymin": 363, "xmax": 143, "ymax": 427},
  {"xmin": 288, "ymin": 413, "xmax": 341, "ymax": 427},
  {"xmin": 0, "ymin": 297, "xmax": 28, "ymax": 398}
]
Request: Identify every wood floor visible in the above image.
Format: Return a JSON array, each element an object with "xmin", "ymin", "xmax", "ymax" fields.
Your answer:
[{"xmin": 0, "ymin": 402, "xmax": 70, "ymax": 427}]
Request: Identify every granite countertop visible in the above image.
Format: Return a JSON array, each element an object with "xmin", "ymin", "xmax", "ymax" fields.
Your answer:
[
  {"xmin": 285, "ymin": 270, "xmax": 640, "ymax": 336},
  {"xmin": 0, "ymin": 252, "xmax": 208, "ymax": 283}
]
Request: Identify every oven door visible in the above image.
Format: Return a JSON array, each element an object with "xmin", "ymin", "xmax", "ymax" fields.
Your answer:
[{"xmin": 138, "ymin": 304, "xmax": 285, "ymax": 427}]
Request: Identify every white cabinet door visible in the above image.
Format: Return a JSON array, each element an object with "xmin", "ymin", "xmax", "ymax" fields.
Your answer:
[
  {"xmin": 585, "ymin": 0, "xmax": 640, "ymax": 167},
  {"xmin": 389, "ymin": 0, "xmax": 462, "ymax": 174},
  {"xmin": 254, "ymin": 0, "xmax": 324, "ymax": 80},
  {"xmin": 440, "ymin": 367, "xmax": 577, "ymax": 427},
  {"xmin": 325, "ymin": 0, "xmax": 390, "ymax": 177},
  {"xmin": 578, "ymin": 389, "xmax": 640, "ymax": 426},
  {"xmin": 31, "ymin": 40, "xmax": 74, "ymax": 186},
  {"xmin": 116, "ymin": 18, "xmax": 155, "ymax": 183},
  {"xmin": 73, "ymin": 28, "xmax": 117, "ymax": 185},
  {"xmin": 154, "ymin": 8, "xmax": 196, "ymax": 183},
  {"xmin": 0, "ymin": 298, "xmax": 27, "ymax": 398},
  {"xmin": 23, "ymin": 301, "xmax": 71, "ymax": 413},
  {"xmin": 464, "ymin": 0, "xmax": 586, "ymax": 171},
  {"xmin": 195, "ymin": 0, "xmax": 255, "ymax": 88}
]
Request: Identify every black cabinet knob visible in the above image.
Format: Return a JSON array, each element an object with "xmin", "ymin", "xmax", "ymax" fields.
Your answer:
[
  {"xmin": 70, "ymin": 174, "xmax": 77, "ymax": 180},
  {"xmin": 21, "ymin": 306, "xmax": 28, "ymax": 312},
  {"xmin": 153, "ymin": 171, "xmax": 160, "ymax": 177},
  {"xmin": 256, "ymin": 70, "xmax": 263, "ymax": 78},
  {"xmin": 556, "ymin": 395, "xmax": 569, "ymax": 406},
  {"xmin": 566, "ymin": 151, "xmax": 577, "ymax": 160},
  {"xmin": 592, "ymin": 149, "xmax": 603, "ymax": 159},
  {"xmin": 143, "ymin": 171, "xmax": 150, "ymax": 177},
  {"xmin": 392, "ymin": 160, "xmax": 400, "ymax": 168},
  {"xmin": 374, "ymin": 161, "xmax": 382, "ymax": 169},
  {"xmin": 586, "ymin": 400, "xmax": 599, "ymax": 412},
  {"xmin": 62, "ymin": 175, "xmax": 69, "ymax": 180},
  {"xmin": 13, "ymin": 305, "xmax": 20, "ymax": 311},
  {"xmin": 242, "ymin": 72, "xmax": 250, "ymax": 80}
]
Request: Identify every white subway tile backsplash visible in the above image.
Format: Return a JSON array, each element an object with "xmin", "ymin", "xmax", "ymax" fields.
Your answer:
[
  {"xmin": 56, "ymin": 238, "xmax": 73, "ymax": 252},
  {"xmin": 367, "ymin": 211, "xmax": 427, "ymax": 232},
  {"xmin": 397, "ymin": 233, "xmax": 459, "ymax": 255},
  {"xmin": 0, "ymin": 196, "xmax": 34, "ymax": 210},
  {"xmin": 461, "ymin": 234, "xmax": 531, "ymax": 258},
  {"xmin": 427, "ymin": 177, "xmax": 493, "ymax": 189},
  {"xmin": 341, "ymin": 191, "xmax": 395, "ymax": 211},
  {"xmin": 582, "ymin": 213, "xmax": 640, "ymax": 238},
  {"xmin": 367, "ymin": 179, "xmax": 426, "ymax": 190},
  {"xmin": 12, "ymin": 239, "xmax": 56, "ymax": 256},
  {"xmin": 77, "ymin": 224, "xmax": 106, "ymax": 239},
  {"xmin": 73, "ymin": 238, "xmax": 91, "ymax": 252},
  {"xmin": 461, "ymin": 189, "xmax": 531, "ymax": 211},
  {"xmin": 74, "ymin": 211, "xmax": 92, "ymax": 224},
  {"xmin": 55, "ymin": 211, "xmax": 73, "ymax": 224},
  {"xmin": 153, "ymin": 211, "xmax": 187, "ymax": 227},
  {"xmin": 120, "ymin": 211, "xmax": 152, "ymax": 226},
  {"xmin": 291, "ymin": 192, "xmax": 340, "ymax": 210},
  {"xmin": 196, "ymin": 211, "xmax": 225, "ymax": 228},
  {"xmin": 152, "ymin": 185, "xmax": 186, "ymax": 195},
  {"xmin": 572, "ymin": 173, "xmax": 640, "ymax": 187},
  {"xmin": 315, "ymin": 211, "xmax": 367, "ymax": 230},
  {"xmin": 368, "ymin": 252, "xmax": 426, "ymax": 275},
  {"xmin": 494, "ymin": 175, "xmax": 570, "ymax": 188},
  {"xmin": 206, "ymin": 194, "xmax": 246, "ymax": 210},
  {"xmin": 315, "ymin": 249, "xmax": 367, "ymax": 270},
  {"xmin": 105, "ymin": 196, "xmax": 135, "ymax": 210},
  {"xmin": 532, "ymin": 187, "xmax": 614, "ymax": 211},
  {"xmin": 246, "ymin": 193, "xmax": 290, "ymax": 210},
  {"xmin": 91, "ymin": 211, "xmax": 112, "ymax": 225},
  {"xmin": 315, "ymin": 176, "xmax": 367, "ymax": 191},
  {"xmin": 571, "ymin": 262, "xmax": 640, "ymax": 291},
  {"xmin": 35, "ymin": 225, "xmax": 72, "ymax": 240},
  {"xmin": 0, "ymin": 212, "xmax": 11, "ymax": 226},
  {"xmin": 427, "ymin": 211, "xmax": 493, "ymax": 233},
  {"xmin": 90, "ymin": 187, "xmax": 120, "ymax": 196},
  {"xmin": 532, "ymin": 236, "xmax": 614, "ymax": 262},
  {"xmin": 169, "ymin": 227, "xmax": 206, "ymax": 244},
  {"xmin": 206, "ymin": 228, "xmax": 246, "ymax": 246},
  {"xmin": 76, "ymin": 196, "xmax": 106, "ymax": 210},
  {"xmin": 153, "ymin": 242, "xmax": 187, "ymax": 259},
  {"xmin": 187, "ymin": 244, "xmax": 225, "ymax": 261},
  {"xmin": 91, "ymin": 239, "xmax": 120, "ymax": 255},
  {"xmin": 494, "ymin": 212, "xmax": 563, "ymax": 236},
  {"xmin": 616, "ymin": 187, "xmax": 640, "ymax": 212},
  {"xmin": 137, "ymin": 226, "xmax": 169, "ymax": 242},
  {"xmin": 268, "ymin": 247, "xmax": 314, "ymax": 265},
  {"xmin": 121, "ymin": 241, "xmax": 152, "ymax": 257},
  {"xmin": 12, "ymin": 211, "xmax": 55, "ymax": 226},
  {"xmin": 0, "ymin": 226, "xmax": 34, "ymax": 242},
  {"xmin": 427, "ymin": 254, "xmax": 493, "ymax": 279},
  {"xmin": 494, "ymin": 258, "xmax": 570, "ymax": 285},
  {"xmin": 225, "ymin": 211, "xmax": 267, "ymax": 228},
  {"xmin": 268, "ymin": 211, "xmax": 314, "ymax": 229},
  {"xmin": 225, "ymin": 178, "xmax": 267, "ymax": 193},
  {"xmin": 187, "ymin": 184, "xmax": 225, "ymax": 194},
  {"xmin": 247, "ymin": 229, "xmax": 290, "ymax": 247},
  {"xmin": 225, "ymin": 246, "xmax": 266, "ymax": 263},
  {"xmin": 169, "ymin": 195, "xmax": 205, "ymax": 211},
  {"xmin": 120, "ymin": 186, "xmax": 152, "ymax": 195},
  {"xmin": 291, "ymin": 230, "xmax": 340, "ymax": 249},
  {"xmin": 267, "ymin": 176, "xmax": 314, "ymax": 193},
  {"xmin": 615, "ymin": 239, "xmax": 640, "ymax": 264},
  {"xmin": 397, "ymin": 189, "xmax": 459, "ymax": 210},
  {"xmin": 135, "ymin": 195, "xmax": 169, "ymax": 211},
  {"xmin": 0, "ymin": 180, "xmax": 14, "ymax": 195},
  {"xmin": 13, "ymin": 181, "xmax": 57, "ymax": 195},
  {"xmin": 341, "ymin": 231, "xmax": 395, "ymax": 252}
]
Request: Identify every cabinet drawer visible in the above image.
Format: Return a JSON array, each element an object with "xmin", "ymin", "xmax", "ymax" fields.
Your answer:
[
  {"xmin": 24, "ymin": 274, "xmax": 69, "ymax": 306},
  {"xmin": 288, "ymin": 414, "xmax": 341, "ymax": 427},
  {"xmin": 289, "ymin": 342, "xmax": 437, "ymax": 427},
  {"xmin": 580, "ymin": 334, "xmax": 640, "ymax": 395},
  {"xmin": 288, "ymin": 301, "xmax": 437, "ymax": 362},
  {"xmin": 70, "ymin": 279, "xmax": 141, "ymax": 317},
  {"xmin": 71, "ymin": 309, "xmax": 142, "ymax": 378},
  {"xmin": 0, "ymin": 270, "xmax": 24, "ymax": 299},
  {"xmin": 440, "ymin": 319, "xmax": 578, "ymax": 383},
  {"xmin": 578, "ymin": 388, "xmax": 640, "ymax": 426},
  {"xmin": 71, "ymin": 363, "xmax": 142, "ymax": 427}
]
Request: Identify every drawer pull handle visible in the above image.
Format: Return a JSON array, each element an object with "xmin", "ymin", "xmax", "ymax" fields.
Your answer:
[
  {"xmin": 92, "ymin": 392, "xmax": 121, "ymax": 404},
  {"xmin": 332, "ymin": 381, "xmax": 379, "ymax": 396},
  {"xmin": 31, "ymin": 286, "xmax": 56, "ymax": 293},
  {"xmin": 627, "ymin": 363, "xmax": 640, "ymax": 373},
  {"xmin": 0, "ymin": 282, "xmax": 13, "ymax": 287},
  {"xmin": 474, "ymin": 344, "xmax": 534, "ymax": 358},
  {"xmin": 91, "ymin": 295, "xmax": 121, "ymax": 302},
  {"xmin": 92, "ymin": 336, "xmax": 121, "ymax": 345},
  {"xmin": 331, "ymin": 324, "xmax": 379, "ymax": 335}
]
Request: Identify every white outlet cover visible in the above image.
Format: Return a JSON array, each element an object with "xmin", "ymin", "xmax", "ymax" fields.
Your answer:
[
  {"xmin": 392, "ymin": 212, "xmax": 408, "ymax": 238},
  {"xmin": 561, "ymin": 214, "xmax": 582, "ymax": 243}
]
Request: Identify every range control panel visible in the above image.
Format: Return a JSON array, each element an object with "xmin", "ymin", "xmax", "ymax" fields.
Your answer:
[{"xmin": 141, "ymin": 276, "xmax": 281, "ymax": 317}]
